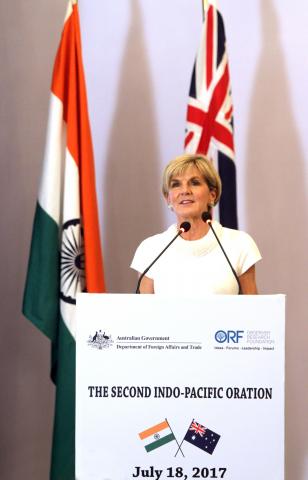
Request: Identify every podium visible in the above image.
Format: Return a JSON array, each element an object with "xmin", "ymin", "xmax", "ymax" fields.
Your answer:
[{"xmin": 76, "ymin": 294, "xmax": 285, "ymax": 480}]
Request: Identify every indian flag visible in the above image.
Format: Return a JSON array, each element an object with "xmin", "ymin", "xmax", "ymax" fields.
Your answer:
[
  {"xmin": 139, "ymin": 420, "xmax": 176, "ymax": 452},
  {"xmin": 22, "ymin": 1, "xmax": 105, "ymax": 479}
]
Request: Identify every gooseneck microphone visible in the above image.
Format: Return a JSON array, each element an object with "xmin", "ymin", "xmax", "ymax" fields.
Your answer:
[
  {"xmin": 135, "ymin": 221, "xmax": 191, "ymax": 294},
  {"xmin": 201, "ymin": 212, "xmax": 242, "ymax": 295}
]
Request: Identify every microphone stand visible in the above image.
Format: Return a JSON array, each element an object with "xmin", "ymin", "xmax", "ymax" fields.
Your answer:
[
  {"xmin": 202, "ymin": 212, "xmax": 242, "ymax": 295},
  {"xmin": 135, "ymin": 222, "xmax": 191, "ymax": 294}
]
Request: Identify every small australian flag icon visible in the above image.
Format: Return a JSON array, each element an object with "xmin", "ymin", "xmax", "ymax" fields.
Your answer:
[{"xmin": 184, "ymin": 420, "xmax": 221, "ymax": 455}]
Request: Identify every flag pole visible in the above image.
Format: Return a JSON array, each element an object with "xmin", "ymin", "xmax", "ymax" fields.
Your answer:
[{"xmin": 201, "ymin": 0, "xmax": 207, "ymax": 21}]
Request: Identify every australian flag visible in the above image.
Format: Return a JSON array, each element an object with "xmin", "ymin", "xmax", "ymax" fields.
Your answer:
[
  {"xmin": 184, "ymin": 420, "xmax": 221, "ymax": 455},
  {"xmin": 184, "ymin": 0, "xmax": 238, "ymax": 228}
]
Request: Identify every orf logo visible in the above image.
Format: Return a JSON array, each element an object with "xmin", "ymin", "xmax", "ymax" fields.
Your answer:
[{"xmin": 215, "ymin": 330, "xmax": 244, "ymax": 343}]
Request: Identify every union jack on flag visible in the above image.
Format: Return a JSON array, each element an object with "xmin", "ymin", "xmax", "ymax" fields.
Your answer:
[
  {"xmin": 189, "ymin": 421, "xmax": 207, "ymax": 437},
  {"xmin": 185, "ymin": 0, "xmax": 238, "ymax": 228}
]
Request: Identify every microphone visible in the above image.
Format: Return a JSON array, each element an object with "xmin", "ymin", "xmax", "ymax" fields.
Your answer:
[
  {"xmin": 135, "ymin": 221, "xmax": 191, "ymax": 294},
  {"xmin": 201, "ymin": 212, "xmax": 242, "ymax": 294}
]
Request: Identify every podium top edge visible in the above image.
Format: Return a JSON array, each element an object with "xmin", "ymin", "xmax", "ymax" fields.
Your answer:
[{"xmin": 77, "ymin": 293, "xmax": 286, "ymax": 297}]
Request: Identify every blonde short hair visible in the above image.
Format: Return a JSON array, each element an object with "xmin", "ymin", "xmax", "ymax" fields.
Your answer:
[{"xmin": 162, "ymin": 154, "xmax": 222, "ymax": 205}]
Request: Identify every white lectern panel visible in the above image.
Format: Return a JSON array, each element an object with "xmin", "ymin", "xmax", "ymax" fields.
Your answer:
[{"xmin": 76, "ymin": 294, "xmax": 285, "ymax": 480}]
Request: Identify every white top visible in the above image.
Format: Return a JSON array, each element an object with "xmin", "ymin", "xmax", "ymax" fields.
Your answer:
[{"xmin": 130, "ymin": 221, "xmax": 262, "ymax": 295}]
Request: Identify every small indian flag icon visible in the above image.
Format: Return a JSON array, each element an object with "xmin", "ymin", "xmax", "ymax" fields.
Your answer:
[{"xmin": 139, "ymin": 419, "xmax": 176, "ymax": 452}]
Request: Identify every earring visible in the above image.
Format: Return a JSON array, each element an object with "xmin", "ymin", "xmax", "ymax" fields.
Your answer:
[
  {"xmin": 208, "ymin": 202, "xmax": 215, "ymax": 208},
  {"xmin": 167, "ymin": 204, "xmax": 173, "ymax": 211}
]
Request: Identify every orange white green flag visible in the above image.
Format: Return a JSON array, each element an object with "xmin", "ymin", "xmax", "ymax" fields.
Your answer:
[
  {"xmin": 22, "ymin": 1, "xmax": 105, "ymax": 478},
  {"xmin": 139, "ymin": 420, "xmax": 176, "ymax": 453}
]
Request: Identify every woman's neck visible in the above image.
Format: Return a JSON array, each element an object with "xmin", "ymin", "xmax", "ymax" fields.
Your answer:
[{"xmin": 177, "ymin": 216, "xmax": 210, "ymax": 240}]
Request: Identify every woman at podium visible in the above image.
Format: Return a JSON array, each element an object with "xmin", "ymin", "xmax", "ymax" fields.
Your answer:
[{"xmin": 131, "ymin": 154, "xmax": 261, "ymax": 295}]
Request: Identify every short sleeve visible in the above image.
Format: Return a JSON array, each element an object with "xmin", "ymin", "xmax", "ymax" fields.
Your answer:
[
  {"xmin": 130, "ymin": 227, "xmax": 176, "ymax": 280},
  {"xmin": 130, "ymin": 237, "xmax": 156, "ymax": 279},
  {"xmin": 235, "ymin": 232, "xmax": 262, "ymax": 275}
]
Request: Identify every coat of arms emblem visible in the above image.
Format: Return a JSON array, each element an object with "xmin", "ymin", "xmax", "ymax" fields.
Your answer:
[{"xmin": 87, "ymin": 330, "xmax": 113, "ymax": 349}]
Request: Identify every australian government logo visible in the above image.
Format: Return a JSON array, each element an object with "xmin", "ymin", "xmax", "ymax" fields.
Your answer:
[
  {"xmin": 86, "ymin": 333, "xmax": 202, "ymax": 352},
  {"xmin": 88, "ymin": 330, "xmax": 114, "ymax": 350}
]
